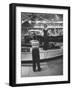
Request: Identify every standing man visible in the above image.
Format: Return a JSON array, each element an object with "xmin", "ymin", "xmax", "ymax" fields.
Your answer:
[
  {"xmin": 43, "ymin": 24, "xmax": 48, "ymax": 50},
  {"xmin": 30, "ymin": 33, "xmax": 41, "ymax": 72}
]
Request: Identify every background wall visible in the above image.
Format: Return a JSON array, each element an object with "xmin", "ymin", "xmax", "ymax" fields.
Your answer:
[{"xmin": 0, "ymin": 0, "xmax": 72, "ymax": 89}]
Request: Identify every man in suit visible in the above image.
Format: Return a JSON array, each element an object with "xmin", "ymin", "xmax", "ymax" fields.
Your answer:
[{"xmin": 30, "ymin": 33, "xmax": 41, "ymax": 72}]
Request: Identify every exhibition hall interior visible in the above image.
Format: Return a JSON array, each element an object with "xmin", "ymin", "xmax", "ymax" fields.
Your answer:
[{"xmin": 21, "ymin": 12, "xmax": 63, "ymax": 77}]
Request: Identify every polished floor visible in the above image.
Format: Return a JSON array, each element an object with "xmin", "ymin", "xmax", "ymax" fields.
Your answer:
[{"xmin": 21, "ymin": 56, "xmax": 63, "ymax": 77}]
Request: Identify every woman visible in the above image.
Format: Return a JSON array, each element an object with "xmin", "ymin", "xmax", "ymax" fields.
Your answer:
[{"xmin": 43, "ymin": 24, "xmax": 48, "ymax": 50}]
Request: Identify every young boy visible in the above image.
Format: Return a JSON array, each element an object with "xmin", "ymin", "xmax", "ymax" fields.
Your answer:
[{"xmin": 30, "ymin": 34, "xmax": 41, "ymax": 72}]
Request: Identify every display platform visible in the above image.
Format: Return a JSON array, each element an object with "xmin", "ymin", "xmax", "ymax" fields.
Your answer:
[{"xmin": 21, "ymin": 47, "xmax": 63, "ymax": 62}]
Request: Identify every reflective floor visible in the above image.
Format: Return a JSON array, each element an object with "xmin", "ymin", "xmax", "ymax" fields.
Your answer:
[{"xmin": 21, "ymin": 56, "xmax": 63, "ymax": 77}]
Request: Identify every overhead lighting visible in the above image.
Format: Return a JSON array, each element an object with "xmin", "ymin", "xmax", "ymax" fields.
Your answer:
[{"xmin": 28, "ymin": 20, "xmax": 31, "ymax": 24}]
